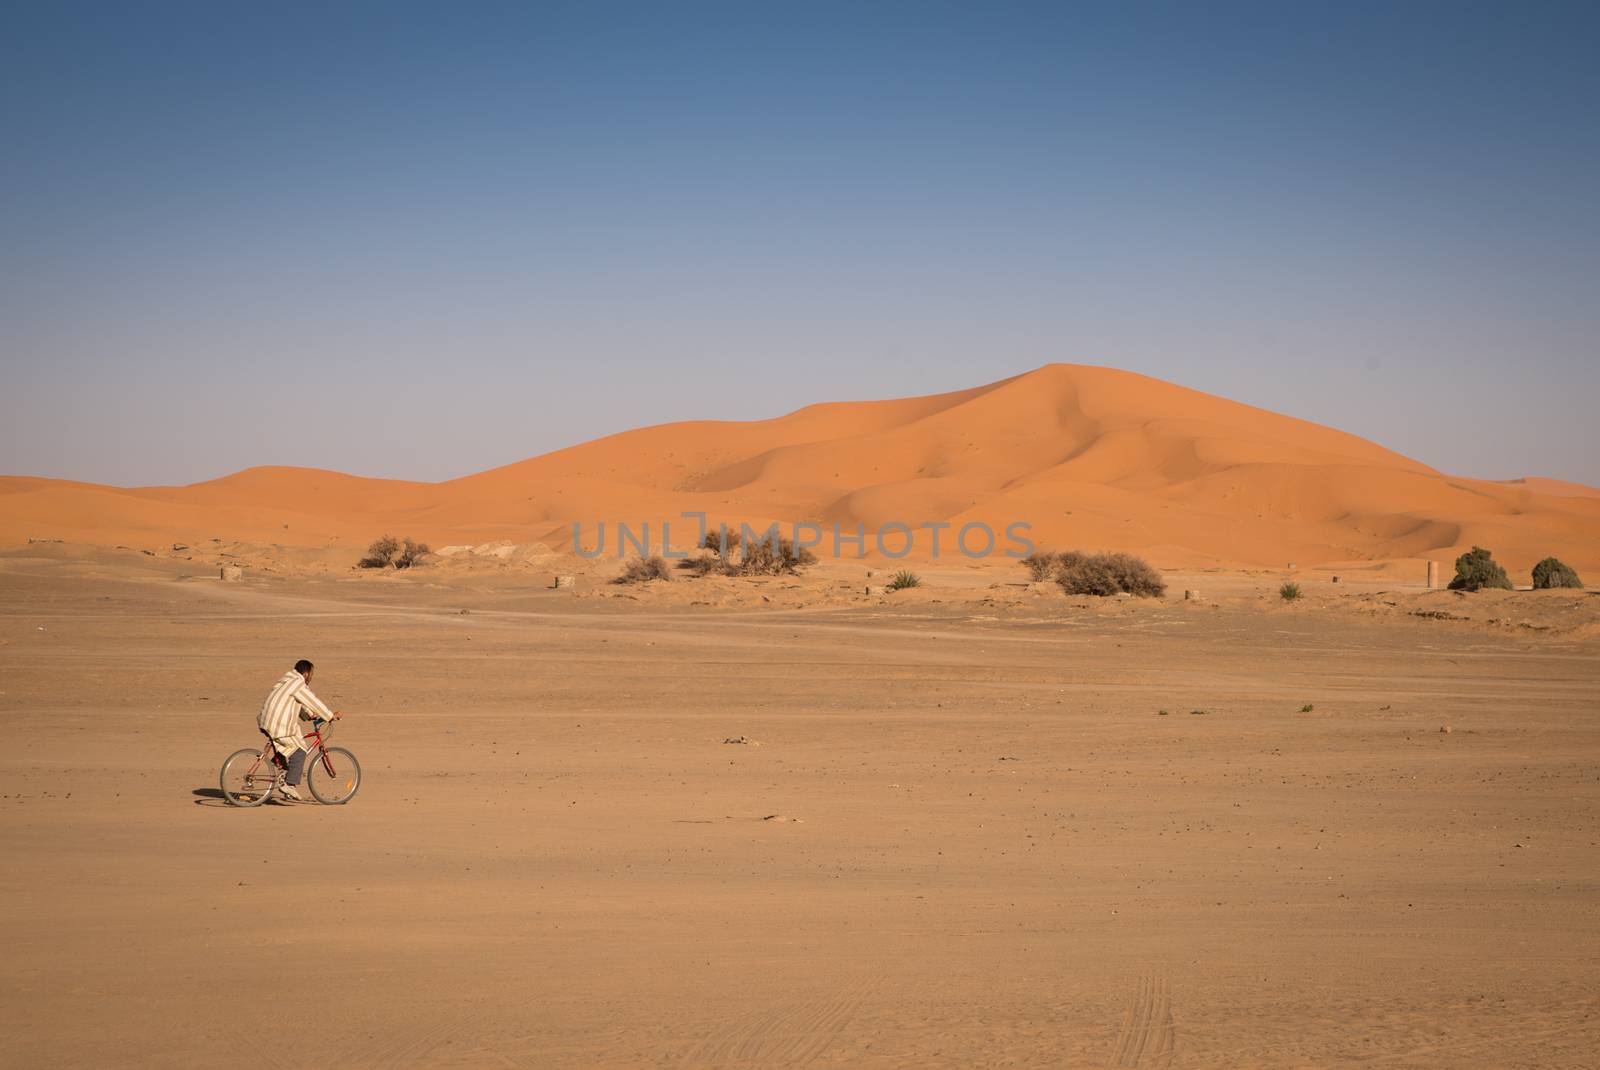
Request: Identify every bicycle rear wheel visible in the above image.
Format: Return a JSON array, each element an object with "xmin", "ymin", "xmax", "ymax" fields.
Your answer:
[
  {"xmin": 306, "ymin": 746, "xmax": 361, "ymax": 805},
  {"xmin": 220, "ymin": 748, "xmax": 276, "ymax": 807}
]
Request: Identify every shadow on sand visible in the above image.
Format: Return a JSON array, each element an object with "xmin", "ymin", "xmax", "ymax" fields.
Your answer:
[{"xmin": 193, "ymin": 787, "xmax": 230, "ymax": 807}]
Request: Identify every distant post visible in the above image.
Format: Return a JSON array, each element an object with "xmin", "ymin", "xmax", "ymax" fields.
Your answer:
[{"xmin": 1426, "ymin": 561, "xmax": 1439, "ymax": 589}]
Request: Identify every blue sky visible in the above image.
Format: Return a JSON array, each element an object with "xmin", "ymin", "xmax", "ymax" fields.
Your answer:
[{"xmin": 3, "ymin": 1, "xmax": 1596, "ymax": 486}]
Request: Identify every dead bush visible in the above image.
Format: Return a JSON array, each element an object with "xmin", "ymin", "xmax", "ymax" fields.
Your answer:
[
  {"xmin": 395, "ymin": 537, "xmax": 431, "ymax": 569},
  {"xmin": 358, "ymin": 535, "xmax": 400, "ymax": 569},
  {"xmin": 1020, "ymin": 550, "xmax": 1087, "ymax": 582},
  {"xmin": 676, "ymin": 553, "xmax": 722, "ymax": 576},
  {"xmin": 702, "ymin": 529, "xmax": 742, "ymax": 555},
  {"xmin": 1056, "ymin": 551, "xmax": 1166, "ymax": 597},
  {"xmin": 359, "ymin": 534, "xmax": 433, "ymax": 570},
  {"xmin": 734, "ymin": 534, "xmax": 817, "ymax": 576},
  {"xmin": 691, "ymin": 522, "xmax": 816, "ymax": 577},
  {"xmin": 1021, "ymin": 551, "xmax": 1055, "ymax": 582},
  {"xmin": 616, "ymin": 556, "xmax": 672, "ymax": 584}
]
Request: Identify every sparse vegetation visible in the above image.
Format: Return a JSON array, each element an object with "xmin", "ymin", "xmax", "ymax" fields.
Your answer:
[
  {"xmin": 1448, "ymin": 546, "xmax": 1513, "ymax": 592},
  {"xmin": 1021, "ymin": 551, "xmax": 1053, "ymax": 582},
  {"xmin": 359, "ymin": 534, "xmax": 431, "ymax": 569},
  {"xmin": 1054, "ymin": 552, "xmax": 1166, "ymax": 597},
  {"xmin": 1021, "ymin": 550, "xmax": 1085, "ymax": 581},
  {"xmin": 1300, "ymin": 704, "xmax": 1314, "ymax": 713},
  {"xmin": 736, "ymin": 535, "xmax": 817, "ymax": 576},
  {"xmin": 616, "ymin": 556, "xmax": 672, "ymax": 584},
  {"xmin": 1022, "ymin": 549, "xmax": 1162, "ymax": 597},
  {"xmin": 1279, "ymin": 581, "xmax": 1302, "ymax": 601},
  {"xmin": 702, "ymin": 529, "xmax": 742, "ymax": 555},
  {"xmin": 1531, "ymin": 556, "xmax": 1583, "ymax": 589},
  {"xmin": 682, "ymin": 523, "xmax": 816, "ymax": 577},
  {"xmin": 395, "ymin": 537, "xmax": 430, "ymax": 569},
  {"xmin": 359, "ymin": 535, "xmax": 399, "ymax": 569},
  {"xmin": 887, "ymin": 570, "xmax": 922, "ymax": 590}
]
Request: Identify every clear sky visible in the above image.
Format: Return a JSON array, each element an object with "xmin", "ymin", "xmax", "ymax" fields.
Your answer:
[{"xmin": 3, "ymin": 1, "xmax": 1597, "ymax": 487}]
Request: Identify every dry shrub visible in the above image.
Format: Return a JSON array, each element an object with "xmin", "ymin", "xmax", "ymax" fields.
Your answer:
[
  {"xmin": 887, "ymin": 570, "xmax": 921, "ymax": 590},
  {"xmin": 735, "ymin": 535, "xmax": 816, "ymax": 575},
  {"xmin": 359, "ymin": 535, "xmax": 400, "ymax": 569},
  {"xmin": 1020, "ymin": 550, "xmax": 1087, "ymax": 582},
  {"xmin": 676, "ymin": 554, "xmax": 722, "ymax": 576},
  {"xmin": 616, "ymin": 556, "xmax": 672, "ymax": 584},
  {"xmin": 690, "ymin": 522, "xmax": 816, "ymax": 577},
  {"xmin": 360, "ymin": 534, "xmax": 431, "ymax": 569},
  {"xmin": 1279, "ymin": 581, "xmax": 1303, "ymax": 601},
  {"xmin": 1021, "ymin": 551, "xmax": 1055, "ymax": 582},
  {"xmin": 395, "ymin": 537, "xmax": 430, "ymax": 569},
  {"xmin": 702, "ymin": 529, "xmax": 742, "ymax": 555},
  {"xmin": 1055, "ymin": 551, "xmax": 1166, "ymax": 597}
]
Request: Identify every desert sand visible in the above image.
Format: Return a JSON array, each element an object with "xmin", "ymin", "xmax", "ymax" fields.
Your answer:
[
  {"xmin": 2, "ymin": 543, "xmax": 1597, "ymax": 1068},
  {"xmin": 4, "ymin": 365, "xmax": 1597, "ymax": 576},
  {"xmin": 3, "ymin": 367, "xmax": 1597, "ymax": 1067}
]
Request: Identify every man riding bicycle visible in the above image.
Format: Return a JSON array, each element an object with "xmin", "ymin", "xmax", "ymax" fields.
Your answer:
[{"xmin": 258, "ymin": 660, "xmax": 341, "ymax": 803}]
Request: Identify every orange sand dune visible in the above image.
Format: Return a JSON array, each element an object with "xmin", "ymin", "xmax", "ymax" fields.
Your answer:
[{"xmin": 3, "ymin": 364, "xmax": 1597, "ymax": 573}]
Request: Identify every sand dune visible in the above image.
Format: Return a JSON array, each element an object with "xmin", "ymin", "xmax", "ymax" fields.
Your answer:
[{"xmin": 3, "ymin": 364, "xmax": 1597, "ymax": 573}]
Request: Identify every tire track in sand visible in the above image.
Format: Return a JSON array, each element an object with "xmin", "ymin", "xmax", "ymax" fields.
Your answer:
[
  {"xmin": 356, "ymin": 1007, "xmax": 492, "ymax": 1069},
  {"xmin": 1108, "ymin": 973, "xmax": 1175, "ymax": 1068},
  {"xmin": 677, "ymin": 976, "xmax": 876, "ymax": 1066}
]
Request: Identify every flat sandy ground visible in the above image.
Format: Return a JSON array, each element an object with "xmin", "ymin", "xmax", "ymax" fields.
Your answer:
[{"xmin": 2, "ymin": 548, "xmax": 1597, "ymax": 1068}]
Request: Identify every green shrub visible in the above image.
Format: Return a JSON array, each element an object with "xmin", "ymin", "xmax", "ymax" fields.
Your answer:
[
  {"xmin": 1279, "ymin": 581, "xmax": 1302, "ymax": 601},
  {"xmin": 1056, "ymin": 552, "xmax": 1166, "ymax": 597},
  {"xmin": 616, "ymin": 556, "xmax": 672, "ymax": 584},
  {"xmin": 1448, "ymin": 546, "xmax": 1512, "ymax": 591},
  {"xmin": 887, "ymin": 570, "xmax": 922, "ymax": 590},
  {"xmin": 1531, "ymin": 556, "xmax": 1583, "ymax": 589}
]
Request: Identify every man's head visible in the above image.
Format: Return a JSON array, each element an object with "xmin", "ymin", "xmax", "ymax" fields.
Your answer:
[{"xmin": 294, "ymin": 659, "xmax": 314, "ymax": 682}]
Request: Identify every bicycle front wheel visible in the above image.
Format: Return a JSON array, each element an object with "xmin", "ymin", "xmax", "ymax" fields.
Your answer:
[
  {"xmin": 307, "ymin": 747, "xmax": 361, "ymax": 805},
  {"xmin": 220, "ymin": 748, "xmax": 276, "ymax": 807}
]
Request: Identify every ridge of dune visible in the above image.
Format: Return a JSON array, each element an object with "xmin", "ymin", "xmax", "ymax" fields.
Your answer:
[
  {"xmin": 1496, "ymin": 476, "xmax": 1600, "ymax": 500},
  {"xmin": 2, "ymin": 363, "xmax": 1596, "ymax": 572}
]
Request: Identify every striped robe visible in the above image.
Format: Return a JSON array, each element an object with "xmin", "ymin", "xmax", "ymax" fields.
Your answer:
[{"xmin": 258, "ymin": 670, "xmax": 334, "ymax": 756}]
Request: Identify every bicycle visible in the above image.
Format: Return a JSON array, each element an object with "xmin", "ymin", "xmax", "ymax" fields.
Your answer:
[{"xmin": 219, "ymin": 717, "xmax": 361, "ymax": 807}]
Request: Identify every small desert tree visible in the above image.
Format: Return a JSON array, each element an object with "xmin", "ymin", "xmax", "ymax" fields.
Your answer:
[
  {"xmin": 1448, "ymin": 546, "xmax": 1513, "ymax": 591},
  {"xmin": 395, "ymin": 537, "xmax": 431, "ymax": 569},
  {"xmin": 1531, "ymin": 556, "xmax": 1583, "ymax": 589},
  {"xmin": 359, "ymin": 535, "xmax": 400, "ymax": 569}
]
